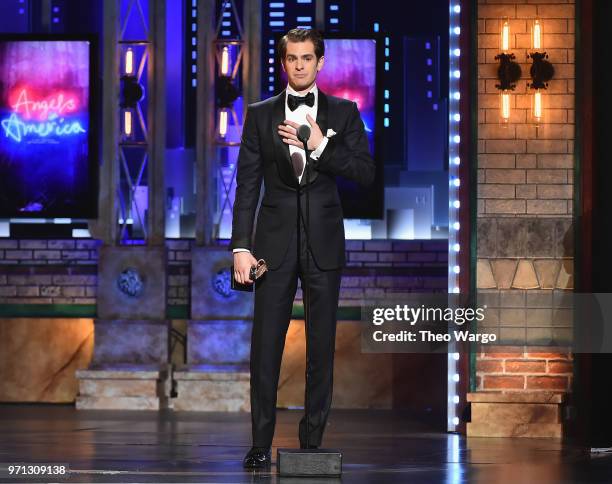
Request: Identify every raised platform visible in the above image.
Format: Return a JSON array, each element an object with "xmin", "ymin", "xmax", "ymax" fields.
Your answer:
[{"xmin": 467, "ymin": 391, "xmax": 565, "ymax": 438}]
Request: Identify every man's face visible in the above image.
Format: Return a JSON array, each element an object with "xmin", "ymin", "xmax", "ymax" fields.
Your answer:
[{"xmin": 281, "ymin": 40, "xmax": 324, "ymax": 92}]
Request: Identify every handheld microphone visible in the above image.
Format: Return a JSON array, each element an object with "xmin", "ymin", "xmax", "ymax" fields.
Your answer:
[{"xmin": 297, "ymin": 124, "xmax": 311, "ymax": 144}]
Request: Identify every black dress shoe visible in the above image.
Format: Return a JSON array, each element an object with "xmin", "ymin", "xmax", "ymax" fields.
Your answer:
[
  {"xmin": 243, "ymin": 446, "xmax": 271, "ymax": 469},
  {"xmin": 299, "ymin": 444, "xmax": 319, "ymax": 449}
]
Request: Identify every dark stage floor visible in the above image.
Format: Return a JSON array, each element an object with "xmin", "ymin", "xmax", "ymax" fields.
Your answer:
[{"xmin": 0, "ymin": 405, "xmax": 611, "ymax": 483}]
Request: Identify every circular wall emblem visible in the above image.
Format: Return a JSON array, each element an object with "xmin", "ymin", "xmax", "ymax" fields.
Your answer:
[
  {"xmin": 117, "ymin": 267, "xmax": 145, "ymax": 298},
  {"xmin": 212, "ymin": 267, "xmax": 232, "ymax": 298}
]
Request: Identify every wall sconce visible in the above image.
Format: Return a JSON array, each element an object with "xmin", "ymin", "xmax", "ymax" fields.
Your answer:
[
  {"xmin": 528, "ymin": 18, "xmax": 554, "ymax": 124},
  {"xmin": 495, "ymin": 18, "xmax": 521, "ymax": 123},
  {"xmin": 214, "ymin": 41, "xmax": 243, "ymax": 140},
  {"xmin": 120, "ymin": 46, "xmax": 144, "ymax": 139}
]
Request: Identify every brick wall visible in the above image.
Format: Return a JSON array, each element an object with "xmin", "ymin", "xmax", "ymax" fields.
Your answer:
[
  {"xmin": 0, "ymin": 239, "xmax": 99, "ymax": 305},
  {"xmin": 0, "ymin": 239, "xmax": 99, "ymax": 265},
  {"xmin": 476, "ymin": 346, "xmax": 573, "ymax": 391},
  {"xmin": 0, "ymin": 239, "xmax": 447, "ymax": 309},
  {"xmin": 476, "ymin": 0, "xmax": 575, "ymax": 392},
  {"xmin": 168, "ymin": 239, "xmax": 449, "ymax": 306}
]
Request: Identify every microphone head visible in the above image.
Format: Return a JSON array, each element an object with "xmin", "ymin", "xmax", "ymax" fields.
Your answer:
[{"xmin": 297, "ymin": 124, "xmax": 311, "ymax": 143}]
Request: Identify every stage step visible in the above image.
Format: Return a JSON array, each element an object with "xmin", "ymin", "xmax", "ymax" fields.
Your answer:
[
  {"xmin": 75, "ymin": 366, "xmax": 170, "ymax": 410},
  {"xmin": 467, "ymin": 391, "xmax": 565, "ymax": 438},
  {"xmin": 172, "ymin": 365, "xmax": 250, "ymax": 411}
]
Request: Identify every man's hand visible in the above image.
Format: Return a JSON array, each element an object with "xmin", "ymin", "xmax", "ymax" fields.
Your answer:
[
  {"xmin": 278, "ymin": 114, "xmax": 324, "ymax": 151},
  {"xmin": 234, "ymin": 251, "xmax": 258, "ymax": 285}
]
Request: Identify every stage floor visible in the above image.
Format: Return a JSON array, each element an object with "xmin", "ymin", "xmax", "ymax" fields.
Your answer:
[{"xmin": 0, "ymin": 405, "xmax": 610, "ymax": 483}]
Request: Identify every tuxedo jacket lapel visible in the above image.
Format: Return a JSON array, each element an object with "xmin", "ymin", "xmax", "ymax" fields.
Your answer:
[
  {"xmin": 271, "ymin": 91, "xmax": 298, "ymax": 188},
  {"xmin": 299, "ymin": 89, "xmax": 328, "ymax": 187},
  {"xmin": 315, "ymin": 89, "xmax": 329, "ymax": 138}
]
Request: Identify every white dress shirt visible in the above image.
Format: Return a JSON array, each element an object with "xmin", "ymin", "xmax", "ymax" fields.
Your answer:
[
  {"xmin": 285, "ymin": 83, "xmax": 328, "ymax": 183},
  {"xmin": 233, "ymin": 84, "xmax": 328, "ymax": 254}
]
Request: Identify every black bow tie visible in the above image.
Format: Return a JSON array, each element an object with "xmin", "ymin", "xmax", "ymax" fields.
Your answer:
[{"xmin": 287, "ymin": 91, "xmax": 315, "ymax": 111}]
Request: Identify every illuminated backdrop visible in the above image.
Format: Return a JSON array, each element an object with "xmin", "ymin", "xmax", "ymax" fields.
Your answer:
[
  {"xmin": 0, "ymin": 38, "xmax": 94, "ymax": 218},
  {"xmin": 315, "ymin": 38, "xmax": 377, "ymax": 158}
]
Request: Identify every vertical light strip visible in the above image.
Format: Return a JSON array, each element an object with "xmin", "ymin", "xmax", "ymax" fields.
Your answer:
[
  {"xmin": 50, "ymin": 1, "xmax": 65, "ymax": 28},
  {"xmin": 447, "ymin": 0, "xmax": 462, "ymax": 433},
  {"xmin": 384, "ymin": 35, "xmax": 390, "ymax": 127},
  {"xmin": 328, "ymin": 3, "xmax": 339, "ymax": 29},
  {"xmin": 267, "ymin": 1, "xmax": 286, "ymax": 92},
  {"xmin": 374, "ymin": 23, "xmax": 390, "ymax": 128},
  {"xmin": 191, "ymin": 0, "xmax": 197, "ymax": 87}
]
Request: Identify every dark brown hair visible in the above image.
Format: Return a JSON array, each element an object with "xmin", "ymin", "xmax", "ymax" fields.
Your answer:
[{"xmin": 277, "ymin": 29, "xmax": 325, "ymax": 62}]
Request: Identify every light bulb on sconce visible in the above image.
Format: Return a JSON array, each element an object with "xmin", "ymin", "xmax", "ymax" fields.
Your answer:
[
  {"xmin": 218, "ymin": 108, "xmax": 229, "ymax": 138},
  {"xmin": 531, "ymin": 90, "xmax": 543, "ymax": 125},
  {"xmin": 221, "ymin": 46, "xmax": 230, "ymax": 76},
  {"xmin": 500, "ymin": 18, "xmax": 511, "ymax": 52},
  {"xmin": 124, "ymin": 47, "xmax": 134, "ymax": 76},
  {"xmin": 122, "ymin": 108, "xmax": 134, "ymax": 139},
  {"xmin": 495, "ymin": 17, "xmax": 521, "ymax": 124},
  {"xmin": 532, "ymin": 18, "xmax": 542, "ymax": 50},
  {"xmin": 500, "ymin": 92, "xmax": 511, "ymax": 123}
]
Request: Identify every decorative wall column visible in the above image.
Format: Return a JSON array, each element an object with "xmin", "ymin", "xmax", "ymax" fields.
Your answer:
[
  {"xmin": 469, "ymin": 0, "xmax": 575, "ymax": 437},
  {"xmin": 77, "ymin": 0, "xmax": 170, "ymax": 411},
  {"xmin": 176, "ymin": 0, "xmax": 261, "ymax": 412}
]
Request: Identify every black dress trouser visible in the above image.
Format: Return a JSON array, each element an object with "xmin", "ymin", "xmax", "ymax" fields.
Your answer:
[{"xmin": 250, "ymin": 217, "xmax": 342, "ymax": 448}]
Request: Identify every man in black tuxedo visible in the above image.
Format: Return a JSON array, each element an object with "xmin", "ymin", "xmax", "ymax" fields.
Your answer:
[{"xmin": 230, "ymin": 28, "xmax": 375, "ymax": 469}]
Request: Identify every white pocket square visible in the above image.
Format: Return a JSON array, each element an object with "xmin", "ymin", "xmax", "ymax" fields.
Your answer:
[{"xmin": 326, "ymin": 128, "xmax": 337, "ymax": 138}]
